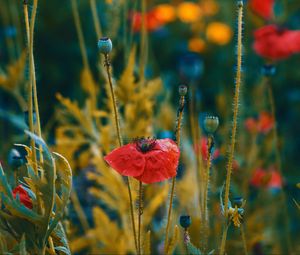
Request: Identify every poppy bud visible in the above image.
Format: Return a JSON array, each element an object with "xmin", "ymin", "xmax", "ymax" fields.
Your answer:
[
  {"xmin": 204, "ymin": 115, "xmax": 219, "ymax": 134},
  {"xmin": 179, "ymin": 85, "xmax": 188, "ymax": 96},
  {"xmin": 12, "ymin": 185, "xmax": 33, "ymax": 209},
  {"xmin": 179, "ymin": 215, "xmax": 191, "ymax": 229},
  {"xmin": 8, "ymin": 149, "xmax": 24, "ymax": 169},
  {"xmin": 261, "ymin": 64, "xmax": 276, "ymax": 77},
  {"xmin": 98, "ymin": 37, "xmax": 112, "ymax": 55}
]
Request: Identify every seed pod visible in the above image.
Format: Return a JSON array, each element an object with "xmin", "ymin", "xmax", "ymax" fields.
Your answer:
[
  {"xmin": 204, "ymin": 115, "xmax": 219, "ymax": 134},
  {"xmin": 179, "ymin": 85, "xmax": 188, "ymax": 96},
  {"xmin": 98, "ymin": 37, "xmax": 112, "ymax": 55},
  {"xmin": 179, "ymin": 215, "xmax": 191, "ymax": 229}
]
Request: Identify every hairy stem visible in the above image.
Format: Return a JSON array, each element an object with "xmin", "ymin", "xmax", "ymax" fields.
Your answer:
[
  {"xmin": 224, "ymin": 0, "xmax": 244, "ymax": 218},
  {"xmin": 103, "ymin": 54, "xmax": 138, "ymax": 253},
  {"xmin": 138, "ymin": 181, "xmax": 143, "ymax": 255},
  {"xmin": 240, "ymin": 225, "xmax": 248, "ymax": 255},
  {"xmin": 164, "ymin": 94, "xmax": 186, "ymax": 253}
]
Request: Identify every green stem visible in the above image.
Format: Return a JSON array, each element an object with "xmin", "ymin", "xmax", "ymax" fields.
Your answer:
[
  {"xmin": 164, "ymin": 94, "xmax": 185, "ymax": 253},
  {"xmin": 138, "ymin": 181, "xmax": 143, "ymax": 255},
  {"xmin": 103, "ymin": 54, "xmax": 138, "ymax": 253}
]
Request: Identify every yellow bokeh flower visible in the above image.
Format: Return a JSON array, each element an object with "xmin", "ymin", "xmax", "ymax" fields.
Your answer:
[
  {"xmin": 206, "ymin": 22, "xmax": 233, "ymax": 45},
  {"xmin": 153, "ymin": 4, "xmax": 176, "ymax": 24},
  {"xmin": 188, "ymin": 38, "xmax": 206, "ymax": 53},
  {"xmin": 177, "ymin": 2, "xmax": 202, "ymax": 23}
]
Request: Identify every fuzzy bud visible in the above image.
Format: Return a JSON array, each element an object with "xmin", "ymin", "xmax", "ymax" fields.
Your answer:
[
  {"xmin": 8, "ymin": 149, "xmax": 23, "ymax": 169},
  {"xmin": 98, "ymin": 37, "xmax": 112, "ymax": 55},
  {"xmin": 204, "ymin": 115, "xmax": 219, "ymax": 134},
  {"xmin": 179, "ymin": 215, "xmax": 191, "ymax": 229},
  {"xmin": 179, "ymin": 85, "xmax": 187, "ymax": 96}
]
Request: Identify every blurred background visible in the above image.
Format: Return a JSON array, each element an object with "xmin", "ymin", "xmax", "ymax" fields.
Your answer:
[{"xmin": 0, "ymin": 0, "xmax": 300, "ymax": 254}]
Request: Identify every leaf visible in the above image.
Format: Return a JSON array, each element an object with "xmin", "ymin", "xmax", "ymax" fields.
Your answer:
[
  {"xmin": 51, "ymin": 222, "xmax": 71, "ymax": 255},
  {"xmin": 143, "ymin": 230, "xmax": 151, "ymax": 255},
  {"xmin": 19, "ymin": 235, "xmax": 27, "ymax": 255},
  {"xmin": 186, "ymin": 242, "xmax": 202, "ymax": 255},
  {"xmin": 166, "ymin": 225, "xmax": 179, "ymax": 255}
]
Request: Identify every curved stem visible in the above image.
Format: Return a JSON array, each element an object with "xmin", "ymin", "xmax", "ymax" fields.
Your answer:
[
  {"xmin": 103, "ymin": 54, "xmax": 138, "ymax": 253},
  {"xmin": 164, "ymin": 94, "xmax": 185, "ymax": 252}
]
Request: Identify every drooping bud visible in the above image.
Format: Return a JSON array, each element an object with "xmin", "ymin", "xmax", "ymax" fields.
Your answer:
[{"xmin": 179, "ymin": 215, "xmax": 191, "ymax": 229}]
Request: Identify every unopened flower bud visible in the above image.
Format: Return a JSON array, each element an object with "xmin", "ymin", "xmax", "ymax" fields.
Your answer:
[
  {"xmin": 179, "ymin": 215, "xmax": 191, "ymax": 229},
  {"xmin": 179, "ymin": 85, "xmax": 187, "ymax": 96},
  {"xmin": 98, "ymin": 37, "xmax": 112, "ymax": 55},
  {"xmin": 204, "ymin": 115, "xmax": 219, "ymax": 134}
]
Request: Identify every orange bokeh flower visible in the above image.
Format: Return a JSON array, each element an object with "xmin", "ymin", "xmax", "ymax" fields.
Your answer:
[
  {"xmin": 152, "ymin": 4, "xmax": 176, "ymax": 24},
  {"xmin": 177, "ymin": 2, "xmax": 202, "ymax": 23},
  {"xmin": 188, "ymin": 38, "xmax": 206, "ymax": 53},
  {"xmin": 206, "ymin": 22, "xmax": 233, "ymax": 45}
]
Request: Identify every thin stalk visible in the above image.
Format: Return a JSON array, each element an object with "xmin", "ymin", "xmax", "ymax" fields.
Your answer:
[
  {"xmin": 223, "ymin": 0, "xmax": 244, "ymax": 218},
  {"xmin": 29, "ymin": 0, "xmax": 43, "ymax": 164},
  {"xmin": 164, "ymin": 93, "xmax": 186, "ymax": 253},
  {"xmin": 266, "ymin": 78, "xmax": 293, "ymax": 254},
  {"xmin": 139, "ymin": 0, "xmax": 147, "ymax": 86},
  {"xmin": 240, "ymin": 225, "xmax": 248, "ymax": 255},
  {"xmin": 202, "ymin": 135, "xmax": 213, "ymax": 250},
  {"xmin": 220, "ymin": 3, "xmax": 243, "ymax": 255},
  {"xmin": 138, "ymin": 181, "xmax": 143, "ymax": 255},
  {"xmin": 89, "ymin": 0, "xmax": 102, "ymax": 39},
  {"xmin": 23, "ymin": 0, "xmax": 37, "ymax": 174},
  {"xmin": 103, "ymin": 54, "xmax": 138, "ymax": 253}
]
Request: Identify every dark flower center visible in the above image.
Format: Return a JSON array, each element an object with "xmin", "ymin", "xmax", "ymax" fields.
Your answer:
[{"xmin": 135, "ymin": 138, "xmax": 156, "ymax": 153}]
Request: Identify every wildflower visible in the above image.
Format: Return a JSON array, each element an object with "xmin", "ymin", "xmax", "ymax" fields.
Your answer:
[
  {"xmin": 188, "ymin": 38, "xmax": 206, "ymax": 53},
  {"xmin": 249, "ymin": 0, "xmax": 274, "ymax": 20},
  {"xmin": 250, "ymin": 168, "xmax": 283, "ymax": 189},
  {"xmin": 177, "ymin": 2, "xmax": 202, "ymax": 23},
  {"xmin": 244, "ymin": 112, "xmax": 274, "ymax": 134},
  {"xmin": 12, "ymin": 185, "xmax": 33, "ymax": 209},
  {"xmin": 179, "ymin": 215, "xmax": 191, "ymax": 229},
  {"xmin": 104, "ymin": 138, "xmax": 180, "ymax": 184},
  {"xmin": 204, "ymin": 115, "xmax": 219, "ymax": 134},
  {"xmin": 253, "ymin": 25, "xmax": 300, "ymax": 60},
  {"xmin": 131, "ymin": 11, "xmax": 164, "ymax": 33},
  {"xmin": 97, "ymin": 37, "xmax": 112, "ymax": 55},
  {"xmin": 206, "ymin": 22, "xmax": 233, "ymax": 45},
  {"xmin": 201, "ymin": 0, "xmax": 219, "ymax": 16},
  {"xmin": 152, "ymin": 4, "xmax": 176, "ymax": 24}
]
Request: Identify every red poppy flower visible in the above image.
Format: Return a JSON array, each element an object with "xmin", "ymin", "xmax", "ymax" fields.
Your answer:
[
  {"xmin": 253, "ymin": 25, "xmax": 300, "ymax": 60},
  {"xmin": 131, "ymin": 11, "xmax": 163, "ymax": 33},
  {"xmin": 249, "ymin": 0, "xmax": 274, "ymax": 20},
  {"xmin": 250, "ymin": 168, "xmax": 283, "ymax": 189},
  {"xmin": 244, "ymin": 112, "xmax": 274, "ymax": 134},
  {"xmin": 194, "ymin": 137, "xmax": 220, "ymax": 161},
  {"xmin": 12, "ymin": 185, "xmax": 33, "ymax": 209},
  {"xmin": 104, "ymin": 138, "xmax": 180, "ymax": 184}
]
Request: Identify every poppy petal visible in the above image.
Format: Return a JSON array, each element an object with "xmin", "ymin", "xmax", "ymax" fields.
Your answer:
[
  {"xmin": 136, "ymin": 139, "xmax": 180, "ymax": 184},
  {"xmin": 104, "ymin": 144, "xmax": 145, "ymax": 177}
]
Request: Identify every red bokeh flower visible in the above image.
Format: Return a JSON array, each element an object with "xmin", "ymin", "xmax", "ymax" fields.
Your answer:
[
  {"xmin": 244, "ymin": 112, "xmax": 274, "ymax": 134},
  {"xmin": 104, "ymin": 138, "xmax": 180, "ymax": 184},
  {"xmin": 250, "ymin": 168, "xmax": 283, "ymax": 189},
  {"xmin": 253, "ymin": 25, "xmax": 300, "ymax": 60},
  {"xmin": 12, "ymin": 185, "xmax": 33, "ymax": 209},
  {"xmin": 249, "ymin": 0, "xmax": 274, "ymax": 20},
  {"xmin": 131, "ymin": 11, "xmax": 164, "ymax": 33},
  {"xmin": 194, "ymin": 137, "xmax": 220, "ymax": 161}
]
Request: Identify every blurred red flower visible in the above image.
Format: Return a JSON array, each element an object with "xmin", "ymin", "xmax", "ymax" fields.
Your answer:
[
  {"xmin": 245, "ymin": 112, "xmax": 274, "ymax": 134},
  {"xmin": 12, "ymin": 185, "xmax": 33, "ymax": 209},
  {"xmin": 250, "ymin": 168, "xmax": 283, "ymax": 189},
  {"xmin": 253, "ymin": 25, "xmax": 300, "ymax": 60},
  {"xmin": 249, "ymin": 0, "xmax": 274, "ymax": 20},
  {"xmin": 194, "ymin": 137, "xmax": 220, "ymax": 161},
  {"xmin": 131, "ymin": 11, "xmax": 164, "ymax": 33},
  {"xmin": 104, "ymin": 138, "xmax": 180, "ymax": 184}
]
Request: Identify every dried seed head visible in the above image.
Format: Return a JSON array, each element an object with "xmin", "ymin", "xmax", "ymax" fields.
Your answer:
[
  {"xmin": 179, "ymin": 85, "xmax": 188, "ymax": 96},
  {"xmin": 179, "ymin": 215, "xmax": 191, "ymax": 229},
  {"xmin": 98, "ymin": 37, "xmax": 112, "ymax": 55},
  {"xmin": 204, "ymin": 115, "xmax": 219, "ymax": 134}
]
